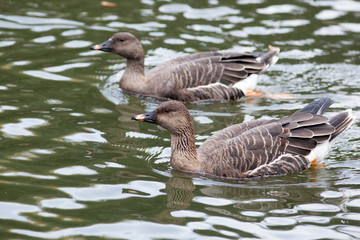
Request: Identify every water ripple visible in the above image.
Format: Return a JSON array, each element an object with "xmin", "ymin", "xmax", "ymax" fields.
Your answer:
[
  {"xmin": 0, "ymin": 14, "xmax": 83, "ymax": 31},
  {"xmin": 53, "ymin": 166, "xmax": 98, "ymax": 175},
  {"xmin": 1, "ymin": 118, "xmax": 48, "ymax": 137},
  {"xmin": 33, "ymin": 35, "xmax": 56, "ymax": 43},
  {"xmin": 183, "ymin": 6, "xmax": 240, "ymax": 20},
  {"xmin": 44, "ymin": 63, "xmax": 92, "ymax": 73},
  {"xmin": 0, "ymin": 202, "xmax": 40, "ymax": 223},
  {"xmin": 315, "ymin": 9, "xmax": 346, "ymax": 20},
  {"xmin": 257, "ymin": 4, "xmax": 305, "ymax": 15},
  {"xmin": 1, "ymin": 172, "xmax": 56, "ymax": 179},
  {"xmin": 40, "ymin": 198, "xmax": 85, "ymax": 210},
  {"xmin": 107, "ymin": 21, "xmax": 166, "ymax": 31},
  {"xmin": 62, "ymin": 128, "xmax": 107, "ymax": 143},
  {"xmin": 12, "ymin": 220, "xmax": 198, "ymax": 239},
  {"xmin": 59, "ymin": 180, "xmax": 165, "ymax": 201},
  {"xmin": 295, "ymin": 203, "xmax": 341, "ymax": 213},
  {"xmin": 23, "ymin": 70, "xmax": 72, "ymax": 81}
]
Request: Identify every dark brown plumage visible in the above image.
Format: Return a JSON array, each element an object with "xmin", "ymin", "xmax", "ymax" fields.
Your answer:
[
  {"xmin": 90, "ymin": 32, "xmax": 280, "ymax": 102},
  {"xmin": 132, "ymin": 98, "xmax": 354, "ymax": 179}
]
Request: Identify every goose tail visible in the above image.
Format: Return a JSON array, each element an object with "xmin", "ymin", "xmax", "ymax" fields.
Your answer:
[
  {"xmin": 329, "ymin": 109, "xmax": 354, "ymax": 142},
  {"xmin": 296, "ymin": 98, "xmax": 334, "ymax": 115},
  {"xmin": 258, "ymin": 45, "xmax": 280, "ymax": 73}
]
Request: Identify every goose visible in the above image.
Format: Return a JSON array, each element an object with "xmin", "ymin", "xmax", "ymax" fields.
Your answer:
[
  {"xmin": 132, "ymin": 98, "xmax": 354, "ymax": 179},
  {"xmin": 90, "ymin": 32, "xmax": 280, "ymax": 102}
]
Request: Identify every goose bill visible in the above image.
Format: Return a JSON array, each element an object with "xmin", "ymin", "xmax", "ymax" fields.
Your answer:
[
  {"xmin": 90, "ymin": 39, "xmax": 112, "ymax": 52},
  {"xmin": 132, "ymin": 111, "xmax": 156, "ymax": 123}
]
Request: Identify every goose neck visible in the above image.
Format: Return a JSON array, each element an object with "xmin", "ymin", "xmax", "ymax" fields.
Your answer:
[
  {"xmin": 120, "ymin": 58, "xmax": 147, "ymax": 92},
  {"xmin": 170, "ymin": 128, "xmax": 201, "ymax": 173}
]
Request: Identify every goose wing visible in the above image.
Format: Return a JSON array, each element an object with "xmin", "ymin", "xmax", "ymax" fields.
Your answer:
[
  {"xmin": 198, "ymin": 110, "xmax": 339, "ymax": 179},
  {"xmin": 147, "ymin": 49, "xmax": 278, "ymax": 101}
]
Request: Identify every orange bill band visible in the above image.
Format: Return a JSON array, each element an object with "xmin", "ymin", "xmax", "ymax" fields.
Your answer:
[
  {"xmin": 132, "ymin": 114, "xmax": 145, "ymax": 121},
  {"xmin": 91, "ymin": 45, "xmax": 102, "ymax": 50}
]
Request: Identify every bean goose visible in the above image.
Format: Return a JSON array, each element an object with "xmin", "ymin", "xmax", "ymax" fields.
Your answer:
[
  {"xmin": 90, "ymin": 32, "xmax": 280, "ymax": 102},
  {"xmin": 132, "ymin": 98, "xmax": 354, "ymax": 179}
]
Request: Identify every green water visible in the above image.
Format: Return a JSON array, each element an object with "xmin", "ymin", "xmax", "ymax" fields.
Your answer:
[{"xmin": 0, "ymin": 0, "xmax": 360, "ymax": 239}]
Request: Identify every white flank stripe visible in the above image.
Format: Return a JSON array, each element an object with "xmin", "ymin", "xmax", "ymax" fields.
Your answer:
[{"xmin": 188, "ymin": 82, "xmax": 224, "ymax": 91}]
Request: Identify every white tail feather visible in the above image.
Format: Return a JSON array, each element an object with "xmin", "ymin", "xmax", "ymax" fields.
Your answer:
[{"xmin": 233, "ymin": 74, "xmax": 259, "ymax": 95}]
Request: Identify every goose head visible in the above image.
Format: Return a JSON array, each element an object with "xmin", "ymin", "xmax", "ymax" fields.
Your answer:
[
  {"xmin": 90, "ymin": 32, "xmax": 144, "ymax": 60},
  {"xmin": 132, "ymin": 101, "xmax": 193, "ymax": 135}
]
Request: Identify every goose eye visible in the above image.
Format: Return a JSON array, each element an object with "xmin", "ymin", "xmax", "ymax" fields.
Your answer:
[
  {"xmin": 119, "ymin": 38, "xmax": 125, "ymax": 42},
  {"xmin": 164, "ymin": 108, "xmax": 170, "ymax": 113}
]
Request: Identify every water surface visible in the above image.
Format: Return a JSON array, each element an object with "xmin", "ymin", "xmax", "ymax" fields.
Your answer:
[{"xmin": 0, "ymin": 0, "xmax": 360, "ymax": 239}]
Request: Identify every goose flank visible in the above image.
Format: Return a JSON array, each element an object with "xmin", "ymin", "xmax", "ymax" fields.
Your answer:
[
  {"xmin": 90, "ymin": 32, "xmax": 280, "ymax": 102},
  {"xmin": 132, "ymin": 98, "xmax": 354, "ymax": 179}
]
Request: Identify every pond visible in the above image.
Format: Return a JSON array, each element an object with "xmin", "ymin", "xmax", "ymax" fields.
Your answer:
[{"xmin": 0, "ymin": 0, "xmax": 360, "ymax": 239}]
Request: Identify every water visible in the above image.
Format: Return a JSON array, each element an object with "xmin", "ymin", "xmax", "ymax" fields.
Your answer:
[{"xmin": 0, "ymin": 0, "xmax": 359, "ymax": 239}]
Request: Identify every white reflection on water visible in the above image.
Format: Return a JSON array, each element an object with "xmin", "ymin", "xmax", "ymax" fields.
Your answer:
[
  {"xmin": 180, "ymin": 33, "xmax": 224, "ymax": 44},
  {"xmin": 257, "ymin": 4, "xmax": 306, "ymax": 14},
  {"xmin": 40, "ymin": 198, "xmax": 85, "ymax": 210},
  {"xmin": 193, "ymin": 196, "xmax": 235, "ymax": 206},
  {"xmin": 294, "ymin": 215, "xmax": 330, "ymax": 224},
  {"xmin": 0, "ymin": 14, "xmax": 83, "ymax": 26},
  {"xmin": 0, "ymin": 202, "xmax": 40, "ymax": 223},
  {"xmin": 294, "ymin": 203, "xmax": 341, "ymax": 213},
  {"xmin": 61, "ymin": 29, "xmax": 85, "ymax": 36},
  {"xmin": 314, "ymin": 25, "xmax": 346, "ymax": 36},
  {"xmin": 58, "ymin": 180, "xmax": 165, "ymax": 201},
  {"xmin": 23, "ymin": 70, "xmax": 72, "ymax": 81},
  {"xmin": 187, "ymin": 24, "xmax": 222, "ymax": 33},
  {"xmin": 204, "ymin": 216, "xmax": 351, "ymax": 239},
  {"xmin": 164, "ymin": 38, "xmax": 186, "ymax": 45},
  {"xmin": 62, "ymin": 127, "xmax": 107, "ymax": 143},
  {"xmin": 0, "ymin": 40, "xmax": 16, "ymax": 47},
  {"xmin": 344, "ymin": 199, "xmax": 360, "ymax": 209},
  {"xmin": 262, "ymin": 19, "xmax": 310, "ymax": 27},
  {"xmin": 280, "ymin": 49, "xmax": 323, "ymax": 59},
  {"xmin": 183, "ymin": 6, "xmax": 240, "ymax": 20},
  {"xmin": 242, "ymin": 26, "xmax": 293, "ymax": 35},
  {"xmin": 33, "ymin": 35, "xmax": 55, "ymax": 43},
  {"xmin": 0, "ymin": 14, "xmax": 83, "ymax": 32},
  {"xmin": 12, "ymin": 220, "xmax": 198, "ymax": 239},
  {"xmin": 8, "ymin": 148, "xmax": 55, "ymax": 161},
  {"xmin": 94, "ymin": 161, "xmax": 125, "ymax": 169},
  {"xmin": 261, "ymin": 216, "xmax": 297, "ymax": 227},
  {"xmin": 63, "ymin": 40, "xmax": 92, "ymax": 48},
  {"xmin": 314, "ymin": 22, "xmax": 360, "ymax": 36},
  {"xmin": 0, "ymin": 172, "xmax": 56, "ymax": 179},
  {"xmin": 1, "ymin": 118, "xmax": 48, "ymax": 137},
  {"xmin": 53, "ymin": 166, "xmax": 98, "ymax": 175},
  {"xmin": 306, "ymin": 0, "xmax": 360, "ymax": 12},
  {"xmin": 44, "ymin": 63, "xmax": 92, "ymax": 73},
  {"xmin": 336, "ymin": 213, "xmax": 360, "ymax": 221},
  {"xmin": 107, "ymin": 21, "xmax": 166, "ymax": 31},
  {"xmin": 0, "ymin": 105, "xmax": 18, "ymax": 113},
  {"xmin": 126, "ymin": 131, "xmax": 158, "ymax": 139},
  {"xmin": 158, "ymin": 3, "xmax": 192, "ymax": 14},
  {"xmin": 240, "ymin": 211, "xmax": 266, "ymax": 217},
  {"xmin": 315, "ymin": 10, "xmax": 346, "ymax": 20},
  {"xmin": 171, "ymin": 210, "xmax": 208, "ymax": 218}
]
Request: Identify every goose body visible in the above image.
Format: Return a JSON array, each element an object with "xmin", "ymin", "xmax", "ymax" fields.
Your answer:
[
  {"xmin": 132, "ymin": 98, "xmax": 354, "ymax": 179},
  {"xmin": 91, "ymin": 32, "xmax": 280, "ymax": 102}
]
